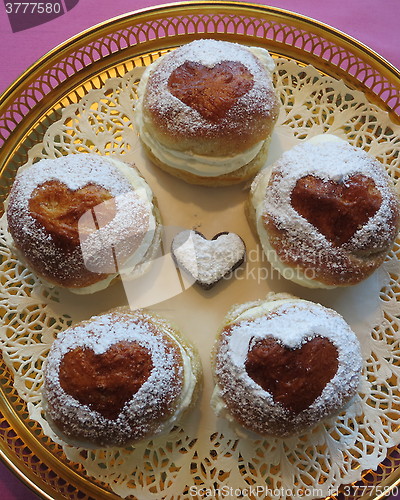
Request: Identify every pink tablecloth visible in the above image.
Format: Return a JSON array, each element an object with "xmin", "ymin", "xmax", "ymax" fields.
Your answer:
[{"xmin": 0, "ymin": 1, "xmax": 399, "ymax": 499}]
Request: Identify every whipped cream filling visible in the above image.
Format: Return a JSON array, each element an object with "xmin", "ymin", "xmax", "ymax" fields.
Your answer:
[
  {"xmin": 134, "ymin": 47, "xmax": 274, "ymax": 177},
  {"xmin": 137, "ymin": 120, "xmax": 265, "ymax": 176},
  {"xmin": 251, "ymin": 134, "xmax": 344, "ymax": 289},
  {"xmin": 155, "ymin": 329, "xmax": 198, "ymax": 435}
]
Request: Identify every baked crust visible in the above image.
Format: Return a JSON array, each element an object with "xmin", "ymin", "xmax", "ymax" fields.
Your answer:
[
  {"xmin": 212, "ymin": 294, "xmax": 362, "ymax": 437},
  {"xmin": 43, "ymin": 307, "xmax": 202, "ymax": 447},
  {"xmin": 6, "ymin": 154, "xmax": 161, "ymax": 291},
  {"xmin": 249, "ymin": 138, "xmax": 400, "ymax": 287},
  {"xmin": 135, "ymin": 39, "xmax": 280, "ymax": 184}
]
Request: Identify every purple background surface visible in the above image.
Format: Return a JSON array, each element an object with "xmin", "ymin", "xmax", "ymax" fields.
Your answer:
[{"xmin": 0, "ymin": 0, "xmax": 400, "ymax": 499}]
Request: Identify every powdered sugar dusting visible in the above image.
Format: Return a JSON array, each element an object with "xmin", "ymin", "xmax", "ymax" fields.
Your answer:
[
  {"xmin": 43, "ymin": 309, "xmax": 185, "ymax": 447},
  {"xmin": 14, "ymin": 154, "xmax": 134, "ymax": 196},
  {"xmin": 6, "ymin": 154, "xmax": 156, "ymax": 288},
  {"xmin": 214, "ymin": 297, "xmax": 362, "ymax": 437},
  {"xmin": 171, "ymin": 230, "xmax": 246, "ymax": 287},
  {"xmin": 140, "ymin": 39, "xmax": 278, "ymax": 138},
  {"xmin": 260, "ymin": 138, "xmax": 400, "ymax": 285},
  {"xmin": 79, "ymin": 191, "xmax": 151, "ymax": 274}
]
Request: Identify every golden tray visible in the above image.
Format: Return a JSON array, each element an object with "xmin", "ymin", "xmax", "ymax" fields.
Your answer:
[{"xmin": 1, "ymin": 2, "xmax": 400, "ymax": 499}]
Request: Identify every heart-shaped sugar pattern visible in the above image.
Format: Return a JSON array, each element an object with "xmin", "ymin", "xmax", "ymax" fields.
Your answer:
[
  {"xmin": 29, "ymin": 180, "xmax": 114, "ymax": 245},
  {"xmin": 291, "ymin": 174, "xmax": 382, "ymax": 247},
  {"xmin": 245, "ymin": 336, "xmax": 338, "ymax": 413},
  {"xmin": 171, "ymin": 230, "xmax": 246, "ymax": 289},
  {"xmin": 168, "ymin": 61, "xmax": 254, "ymax": 121},
  {"xmin": 59, "ymin": 341, "xmax": 153, "ymax": 420}
]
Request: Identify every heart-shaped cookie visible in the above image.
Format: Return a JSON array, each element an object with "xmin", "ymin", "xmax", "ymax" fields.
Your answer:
[
  {"xmin": 168, "ymin": 61, "xmax": 254, "ymax": 121},
  {"xmin": 59, "ymin": 341, "xmax": 153, "ymax": 420},
  {"xmin": 291, "ymin": 174, "xmax": 382, "ymax": 247},
  {"xmin": 29, "ymin": 180, "xmax": 114, "ymax": 245},
  {"xmin": 245, "ymin": 336, "xmax": 338, "ymax": 413},
  {"xmin": 171, "ymin": 230, "xmax": 246, "ymax": 290}
]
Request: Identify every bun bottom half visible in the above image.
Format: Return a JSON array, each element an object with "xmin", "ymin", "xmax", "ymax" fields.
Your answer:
[{"xmin": 141, "ymin": 138, "xmax": 271, "ymax": 187}]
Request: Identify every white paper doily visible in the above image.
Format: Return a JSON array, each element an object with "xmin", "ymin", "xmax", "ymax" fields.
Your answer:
[{"xmin": 1, "ymin": 58, "xmax": 400, "ymax": 500}]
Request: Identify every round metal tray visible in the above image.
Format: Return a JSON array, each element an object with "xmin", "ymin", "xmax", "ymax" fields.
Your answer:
[{"xmin": 0, "ymin": 2, "xmax": 400, "ymax": 499}]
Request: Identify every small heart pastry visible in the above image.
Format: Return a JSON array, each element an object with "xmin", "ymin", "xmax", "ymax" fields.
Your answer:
[
  {"xmin": 171, "ymin": 230, "xmax": 246, "ymax": 290},
  {"xmin": 212, "ymin": 293, "xmax": 362, "ymax": 437},
  {"xmin": 43, "ymin": 308, "xmax": 202, "ymax": 447},
  {"xmin": 134, "ymin": 39, "xmax": 280, "ymax": 186},
  {"xmin": 249, "ymin": 135, "xmax": 400, "ymax": 288}
]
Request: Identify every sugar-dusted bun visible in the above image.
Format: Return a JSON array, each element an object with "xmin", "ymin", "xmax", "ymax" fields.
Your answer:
[
  {"xmin": 211, "ymin": 293, "xmax": 362, "ymax": 437},
  {"xmin": 249, "ymin": 135, "xmax": 400, "ymax": 288},
  {"xmin": 134, "ymin": 39, "xmax": 280, "ymax": 186},
  {"xmin": 6, "ymin": 154, "xmax": 161, "ymax": 293},
  {"xmin": 43, "ymin": 308, "xmax": 202, "ymax": 448}
]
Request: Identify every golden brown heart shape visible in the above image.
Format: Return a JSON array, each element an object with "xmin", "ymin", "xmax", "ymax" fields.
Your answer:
[
  {"xmin": 59, "ymin": 341, "xmax": 153, "ymax": 420},
  {"xmin": 29, "ymin": 180, "xmax": 114, "ymax": 246},
  {"xmin": 245, "ymin": 336, "xmax": 338, "ymax": 413},
  {"xmin": 291, "ymin": 174, "xmax": 382, "ymax": 247},
  {"xmin": 168, "ymin": 61, "xmax": 254, "ymax": 121}
]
